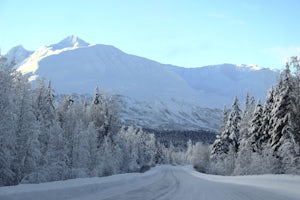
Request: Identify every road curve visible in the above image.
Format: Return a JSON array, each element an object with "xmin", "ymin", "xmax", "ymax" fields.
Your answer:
[
  {"xmin": 1, "ymin": 165, "xmax": 299, "ymax": 200},
  {"xmin": 97, "ymin": 166, "xmax": 298, "ymax": 200}
]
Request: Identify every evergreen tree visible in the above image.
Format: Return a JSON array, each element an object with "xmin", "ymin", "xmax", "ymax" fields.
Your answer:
[
  {"xmin": 290, "ymin": 57, "xmax": 300, "ymax": 148},
  {"xmin": 269, "ymin": 64, "xmax": 299, "ymax": 173},
  {"xmin": 239, "ymin": 94, "xmax": 255, "ymax": 141},
  {"xmin": 249, "ymin": 101, "xmax": 264, "ymax": 152},
  {"xmin": 220, "ymin": 105, "xmax": 229, "ymax": 133},
  {"xmin": 0, "ymin": 56, "xmax": 16, "ymax": 185},
  {"xmin": 259, "ymin": 88, "xmax": 276, "ymax": 147},
  {"xmin": 226, "ymin": 97, "xmax": 242, "ymax": 152},
  {"xmin": 210, "ymin": 97, "xmax": 241, "ymax": 175}
]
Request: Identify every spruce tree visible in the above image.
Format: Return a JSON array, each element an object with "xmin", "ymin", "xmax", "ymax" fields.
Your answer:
[
  {"xmin": 220, "ymin": 105, "xmax": 229, "ymax": 133},
  {"xmin": 239, "ymin": 94, "xmax": 255, "ymax": 141},
  {"xmin": 210, "ymin": 97, "xmax": 241, "ymax": 175},
  {"xmin": 269, "ymin": 64, "xmax": 299, "ymax": 173},
  {"xmin": 227, "ymin": 97, "xmax": 242, "ymax": 152},
  {"xmin": 249, "ymin": 101, "xmax": 263, "ymax": 152}
]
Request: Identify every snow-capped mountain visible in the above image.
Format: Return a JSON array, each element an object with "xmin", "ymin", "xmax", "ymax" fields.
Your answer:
[
  {"xmin": 5, "ymin": 45, "xmax": 33, "ymax": 65},
  {"xmin": 16, "ymin": 36, "xmax": 205, "ymax": 105},
  {"xmin": 6, "ymin": 36, "xmax": 280, "ymax": 130},
  {"xmin": 49, "ymin": 35, "xmax": 90, "ymax": 50},
  {"xmin": 167, "ymin": 64, "xmax": 279, "ymax": 104}
]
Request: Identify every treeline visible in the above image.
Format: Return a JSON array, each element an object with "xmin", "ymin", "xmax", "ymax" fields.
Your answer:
[
  {"xmin": 1, "ymin": 57, "xmax": 204, "ymax": 186},
  {"xmin": 148, "ymin": 129, "xmax": 216, "ymax": 149},
  {"xmin": 209, "ymin": 57, "xmax": 300, "ymax": 175}
]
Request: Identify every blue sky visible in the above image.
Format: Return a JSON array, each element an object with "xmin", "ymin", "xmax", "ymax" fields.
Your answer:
[{"xmin": 1, "ymin": 0, "xmax": 300, "ymax": 69}]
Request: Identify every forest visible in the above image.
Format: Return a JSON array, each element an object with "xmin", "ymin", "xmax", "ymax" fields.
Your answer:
[
  {"xmin": 0, "ymin": 55, "xmax": 207, "ymax": 186},
  {"xmin": 1, "ymin": 55, "xmax": 300, "ymax": 187},
  {"xmin": 209, "ymin": 57, "xmax": 300, "ymax": 175}
]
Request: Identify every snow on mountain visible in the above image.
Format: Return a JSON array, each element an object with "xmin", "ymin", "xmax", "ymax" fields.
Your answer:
[
  {"xmin": 167, "ymin": 64, "xmax": 279, "ymax": 106},
  {"xmin": 13, "ymin": 36, "xmax": 280, "ymax": 131},
  {"xmin": 17, "ymin": 37, "xmax": 205, "ymax": 104},
  {"xmin": 17, "ymin": 36, "xmax": 91, "ymax": 76},
  {"xmin": 5, "ymin": 45, "xmax": 33, "ymax": 65},
  {"xmin": 49, "ymin": 35, "xmax": 90, "ymax": 50},
  {"xmin": 117, "ymin": 95, "xmax": 221, "ymax": 131}
]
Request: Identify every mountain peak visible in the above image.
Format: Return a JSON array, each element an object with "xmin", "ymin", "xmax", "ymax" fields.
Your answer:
[
  {"xmin": 49, "ymin": 35, "xmax": 90, "ymax": 50},
  {"xmin": 5, "ymin": 45, "xmax": 33, "ymax": 65},
  {"xmin": 6, "ymin": 45, "xmax": 29, "ymax": 54}
]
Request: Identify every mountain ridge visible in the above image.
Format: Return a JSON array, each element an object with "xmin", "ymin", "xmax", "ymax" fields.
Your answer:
[
  {"xmin": 7, "ymin": 36, "xmax": 280, "ymax": 108},
  {"xmin": 4, "ymin": 36, "xmax": 280, "ymax": 130}
]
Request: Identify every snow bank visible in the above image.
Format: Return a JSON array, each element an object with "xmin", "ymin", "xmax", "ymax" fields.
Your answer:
[{"xmin": 188, "ymin": 166, "xmax": 300, "ymax": 199}]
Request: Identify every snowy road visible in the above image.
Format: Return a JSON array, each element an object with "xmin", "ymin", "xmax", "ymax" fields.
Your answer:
[{"xmin": 1, "ymin": 165, "xmax": 300, "ymax": 200}]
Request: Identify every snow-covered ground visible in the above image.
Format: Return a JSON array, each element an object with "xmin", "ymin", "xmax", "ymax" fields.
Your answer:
[{"xmin": 1, "ymin": 165, "xmax": 299, "ymax": 200}]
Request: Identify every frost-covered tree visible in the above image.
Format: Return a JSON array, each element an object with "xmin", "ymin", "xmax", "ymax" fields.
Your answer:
[
  {"xmin": 233, "ymin": 139, "xmax": 252, "ymax": 175},
  {"xmin": 227, "ymin": 97, "xmax": 242, "ymax": 152},
  {"xmin": 290, "ymin": 57, "xmax": 300, "ymax": 150},
  {"xmin": 0, "ymin": 56, "xmax": 16, "ymax": 186},
  {"xmin": 70, "ymin": 120, "xmax": 90, "ymax": 178},
  {"xmin": 12, "ymin": 75, "xmax": 41, "ymax": 184},
  {"xmin": 85, "ymin": 122, "xmax": 98, "ymax": 176},
  {"xmin": 44, "ymin": 121, "xmax": 68, "ymax": 181},
  {"xmin": 138, "ymin": 131, "xmax": 156, "ymax": 167},
  {"xmin": 87, "ymin": 86, "xmax": 104, "ymax": 147},
  {"xmin": 56, "ymin": 96, "xmax": 74, "ymax": 171},
  {"xmin": 191, "ymin": 142, "xmax": 210, "ymax": 173},
  {"xmin": 87, "ymin": 88, "xmax": 119, "ymax": 148},
  {"xmin": 119, "ymin": 127, "xmax": 140, "ymax": 172},
  {"xmin": 33, "ymin": 80, "xmax": 56, "ymax": 158},
  {"xmin": 209, "ymin": 57, "xmax": 300, "ymax": 175},
  {"xmin": 118, "ymin": 127, "xmax": 156, "ymax": 172},
  {"xmin": 239, "ymin": 94, "xmax": 255, "ymax": 141},
  {"xmin": 210, "ymin": 97, "xmax": 241, "ymax": 175},
  {"xmin": 220, "ymin": 106, "xmax": 229, "ymax": 133},
  {"xmin": 185, "ymin": 139, "xmax": 194, "ymax": 163},
  {"xmin": 234, "ymin": 98, "xmax": 259, "ymax": 175},
  {"xmin": 268, "ymin": 64, "xmax": 299, "ymax": 173},
  {"xmin": 259, "ymin": 88, "xmax": 276, "ymax": 147},
  {"xmin": 248, "ymin": 101, "xmax": 264, "ymax": 152}
]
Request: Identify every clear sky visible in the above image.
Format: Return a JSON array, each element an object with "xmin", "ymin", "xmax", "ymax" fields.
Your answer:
[{"xmin": 1, "ymin": 0, "xmax": 300, "ymax": 69}]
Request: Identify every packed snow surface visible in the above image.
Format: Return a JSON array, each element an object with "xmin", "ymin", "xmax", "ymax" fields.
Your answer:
[{"xmin": 1, "ymin": 165, "xmax": 299, "ymax": 200}]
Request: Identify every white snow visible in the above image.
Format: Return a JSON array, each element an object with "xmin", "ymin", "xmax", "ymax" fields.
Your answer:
[
  {"xmin": 237, "ymin": 63, "xmax": 262, "ymax": 70},
  {"xmin": 14, "ymin": 36, "xmax": 279, "ymax": 108},
  {"xmin": 189, "ymin": 167, "xmax": 300, "ymax": 199},
  {"xmin": 118, "ymin": 95, "xmax": 221, "ymax": 130},
  {"xmin": 7, "ymin": 36, "xmax": 279, "ymax": 130},
  {"xmin": 167, "ymin": 64, "xmax": 279, "ymax": 106},
  {"xmin": 49, "ymin": 35, "xmax": 90, "ymax": 50},
  {"xmin": 5, "ymin": 45, "xmax": 33, "ymax": 66},
  {"xmin": 1, "ymin": 165, "xmax": 299, "ymax": 200}
]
